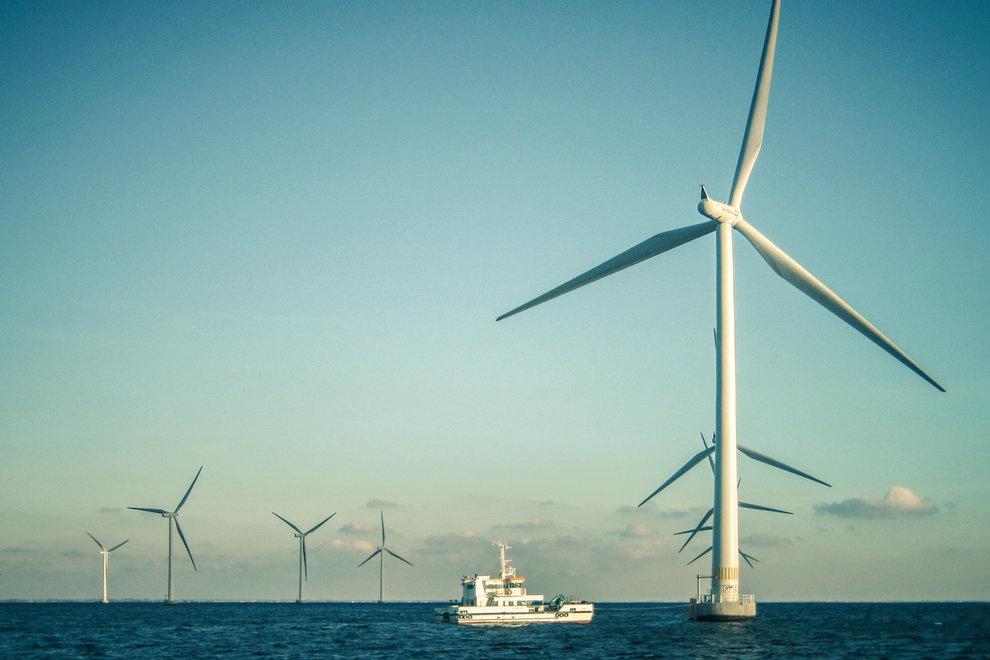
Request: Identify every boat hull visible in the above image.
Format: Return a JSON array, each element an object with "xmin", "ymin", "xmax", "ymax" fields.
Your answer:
[{"xmin": 434, "ymin": 603, "xmax": 594, "ymax": 625}]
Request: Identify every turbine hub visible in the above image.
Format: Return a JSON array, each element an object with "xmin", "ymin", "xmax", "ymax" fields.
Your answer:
[{"xmin": 698, "ymin": 193, "xmax": 741, "ymax": 224}]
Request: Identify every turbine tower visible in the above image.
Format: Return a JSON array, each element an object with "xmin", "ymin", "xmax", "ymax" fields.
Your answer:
[
  {"xmin": 497, "ymin": 0, "xmax": 942, "ymax": 621},
  {"xmin": 357, "ymin": 511, "xmax": 413, "ymax": 603},
  {"xmin": 86, "ymin": 533, "xmax": 128, "ymax": 604},
  {"xmin": 128, "ymin": 466, "xmax": 202, "ymax": 605},
  {"xmin": 272, "ymin": 511, "xmax": 336, "ymax": 603}
]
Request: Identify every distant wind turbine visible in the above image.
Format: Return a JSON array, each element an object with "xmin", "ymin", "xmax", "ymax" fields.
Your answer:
[
  {"xmin": 497, "ymin": 0, "xmax": 942, "ymax": 621},
  {"xmin": 357, "ymin": 511, "xmax": 413, "ymax": 602},
  {"xmin": 641, "ymin": 431, "xmax": 829, "ymax": 568},
  {"xmin": 128, "ymin": 466, "xmax": 202, "ymax": 605},
  {"xmin": 86, "ymin": 533, "xmax": 128, "ymax": 604},
  {"xmin": 272, "ymin": 511, "xmax": 335, "ymax": 603}
]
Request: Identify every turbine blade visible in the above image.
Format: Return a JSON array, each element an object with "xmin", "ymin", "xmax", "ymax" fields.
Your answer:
[
  {"xmin": 358, "ymin": 549, "xmax": 382, "ymax": 568},
  {"xmin": 306, "ymin": 512, "xmax": 336, "ymax": 535},
  {"xmin": 497, "ymin": 221, "xmax": 718, "ymax": 321},
  {"xmin": 728, "ymin": 0, "xmax": 781, "ymax": 208},
  {"xmin": 302, "ymin": 536, "xmax": 308, "ymax": 581},
  {"xmin": 686, "ymin": 546, "xmax": 712, "ymax": 566},
  {"xmin": 128, "ymin": 507, "xmax": 167, "ymax": 515},
  {"xmin": 638, "ymin": 445, "xmax": 716, "ymax": 507},
  {"xmin": 738, "ymin": 444, "xmax": 831, "ymax": 487},
  {"xmin": 740, "ymin": 550, "xmax": 759, "ymax": 568},
  {"xmin": 674, "ymin": 526, "xmax": 712, "ymax": 535},
  {"xmin": 380, "ymin": 511, "xmax": 385, "ymax": 546},
  {"xmin": 174, "ymin": 518, "xmax": 197, "ymax": 571},
  {"xmin": 740, "ymin": 501, "xmax": 792, "ymax": 515},
  {"xmin": 87, "ymin": 532, "xmax": 106, "ymax": 551},
  {"xmin": 385, "ymin": 548, "xmax": 414, "ymax": 567},
  {"xmin": 701, "ymin": 432, "xmax": 715, "ymax": 474},
  {"xmin": 678, "ymin": 509, "xmax": 714, "ymax": 552},
  {"xmin": 108, "ymin": 539, "xmax": 129, "ymax": 553},
  {"xmin": 174, "ymin": 466, "xmax": 203, "ymax": 513},
  {"xmin": 272, "ymin": 512, "xmax": 303, "ymax": 535},
  {"xmin": 734, "ymin": 218, "xmax": 944, "ymax": 392}
]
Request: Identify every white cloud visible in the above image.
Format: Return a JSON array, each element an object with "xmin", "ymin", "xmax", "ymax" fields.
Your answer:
[
  {"xmin": 327, "ymin": 538, "xmax": 374, "ymax": 554},
  {"xmin": 338, "ymin": 520, "xmax": 375, "ymax": 534},
  {"xmin": 741, "ymin": 533, "xmax": 792, "ymax": 547},
  {"xmin": 494, "ymin": 516, "xmax": 555, "ymax": 531},
  {"xmin": 814, "ymin": 486, "xmax": 937, "ymax": 519},
  {"xmin": 617, "ymin": 523, "xmax": 656, "ymax": 538}
]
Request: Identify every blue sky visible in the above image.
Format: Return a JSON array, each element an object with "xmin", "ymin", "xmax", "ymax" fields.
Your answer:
[{"xmin": 2, "ymin": 0, "xmax": 988, "ymax": 602}]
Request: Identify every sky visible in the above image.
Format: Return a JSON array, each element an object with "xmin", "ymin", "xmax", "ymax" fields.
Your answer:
[{"xmin": 1, "ymin": 0, "xmax": 988, "ymax": 603}]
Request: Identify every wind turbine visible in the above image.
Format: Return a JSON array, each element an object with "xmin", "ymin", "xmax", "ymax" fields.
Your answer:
[
  {"xmin": 128, "ymin": 466, "xmax": 202, "ymax": 605},
  {"xmin": 641, "ymin": 431, "xmax": 829, "ymax": 568},
  {"xmin": 357, "ymin": 511, "xmax": 413, "ymax": 603},
  {"xmin": 497, "ymin": 0, "xmax": 942, "ymax": 621},
  {"xmin": 86, "ymin": 533, "xmax": 128, "ymax": 604},
  {"xmin": 272, "ymin": 511, "xmax": 336, "ymax": 603}
]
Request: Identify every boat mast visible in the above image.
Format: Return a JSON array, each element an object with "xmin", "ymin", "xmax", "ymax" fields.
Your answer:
[{"xmin": 495, "ymin": 541, "xmax": 514, "ymax": 579}]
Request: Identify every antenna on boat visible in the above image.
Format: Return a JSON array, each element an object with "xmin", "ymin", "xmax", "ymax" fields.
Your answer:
[{"xmin": 492, "ymin": 540, "xmax": 515, "ymax": 580}]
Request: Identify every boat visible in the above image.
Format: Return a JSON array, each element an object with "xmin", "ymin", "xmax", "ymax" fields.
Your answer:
[{"xmin": 434, "ymin": 541, "xmax": 594, "ymax": 624}]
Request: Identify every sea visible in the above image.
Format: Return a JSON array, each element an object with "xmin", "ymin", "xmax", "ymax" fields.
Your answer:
[{"xmin": 2, "ymin": 601, "xmax": 987, "ymax": 658}]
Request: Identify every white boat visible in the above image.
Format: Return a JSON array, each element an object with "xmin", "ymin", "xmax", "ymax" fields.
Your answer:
[{"xmin": 434, "ymin": 541, "xmax": 594, "ymax": 624}]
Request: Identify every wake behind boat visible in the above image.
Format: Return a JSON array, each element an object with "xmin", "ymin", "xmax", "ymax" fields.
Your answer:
[{"xmin": 434, "ymin": 541, "xmax": 593, "ymax": 625}]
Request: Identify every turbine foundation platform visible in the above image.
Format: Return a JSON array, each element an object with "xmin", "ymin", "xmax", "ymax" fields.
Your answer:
[{"xmin": 690, "ymin": 596, "xmax": 756, "ymax": 621}]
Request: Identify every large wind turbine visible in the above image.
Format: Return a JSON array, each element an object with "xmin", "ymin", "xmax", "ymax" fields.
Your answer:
[
  {"xmin": 128, "ymin": 466, "xmax": 202, "ymax": 605},
  {"xmin": 86, "ymin": 533, "xmax": 128, "ymax": 604},
  {"xmin": 497, "ymin": 0, "xmax": 942, "ymax": 621},
  {"xmin": 357, "ymin": 511, "xmax": 413, "ymax": 603},
  {"xmin": 272, "ymin": 511, "xmax": 336, "ymax": 603}
]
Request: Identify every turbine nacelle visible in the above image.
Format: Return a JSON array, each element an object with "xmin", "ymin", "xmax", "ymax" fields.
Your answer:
[{"xmin": 698, "ymin": 186, "xmax": 741, "ymax": 224}]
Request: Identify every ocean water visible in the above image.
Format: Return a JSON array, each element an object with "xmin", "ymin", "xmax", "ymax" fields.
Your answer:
[{"xmin": 1, "ymin": 601, "xmax": 987, "ymax": 658}]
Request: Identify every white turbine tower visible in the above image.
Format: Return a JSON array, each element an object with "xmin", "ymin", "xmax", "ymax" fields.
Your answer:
[
  {"xmin": 128, "ymin": 466, "xmax": 202, "ymax": 605},
  {"xmin": 86, "ymin": 533, "xmax": 128, "ymax": 604},
  {"xmin": 497, "ymin": 0, "xmax": 942, "ymax": 621},
  {"xmin": 357, "ymin": 511, "xmax": 413, "ymax": 603},
  {"xmin": 272, "ymin": 511, "xmax": 336, "ymax": 603}
]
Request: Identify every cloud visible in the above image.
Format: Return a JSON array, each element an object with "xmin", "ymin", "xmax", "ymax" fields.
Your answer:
[
  {"xmin": 339, "ymin": 521, "xmax": 375, "ymax": 534},
  {"xmin": 617, "ymin": 523, "xmax": 656, "ymax": 539},
  {"xmin": 622, "ymin": 503, "xmax": 700, "ymax": 520},
  {"xmin": 416, "ymin": 532, "xmax": 480, "ymax": 560},
  {"xmin": 327, "ymin": 538, "xmax": 374, "ymax": 554},
  {"xmin": 740, "ymin": 533, "xmax": 792, "ymax": 548},
  {"xmin": 1, "ymin": 542, "xmax": 41, "ymax": 555},
  {"xmin": 365, "ymin": 499, "xmax": 397, "ymax": 509},
  {"xmin": 814, "ymin": 486, "xmax": 937, "ymax": 519},
  {"xmin": 493, "ymin": 516, "xmax": 554, "ymax": 531},
  {"xmin": 421, "ymin": 531, "xmax": 478, "ymax": 546}
]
